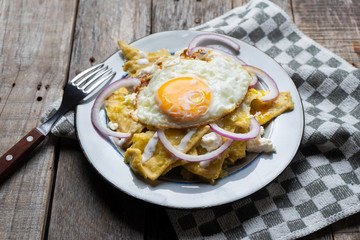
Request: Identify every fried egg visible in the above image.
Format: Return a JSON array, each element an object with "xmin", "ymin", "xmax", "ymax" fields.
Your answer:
[{"xmin": 133, "ymin": 50, "xmax": 252, "ymax": 128}]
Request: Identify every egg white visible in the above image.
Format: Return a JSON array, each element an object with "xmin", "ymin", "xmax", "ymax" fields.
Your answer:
[{"xmin": 134, "ymin": 50, "xmax": 252, "ymax": 128}]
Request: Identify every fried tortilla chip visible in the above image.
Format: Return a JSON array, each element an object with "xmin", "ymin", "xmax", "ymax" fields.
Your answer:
[
  {"xmin": 124, "ymin": 126, "xmax": 210, "ymax": 180},
  {"xmin": 227, "ymin": 140, "xmax": 247, "ymax": 164},
  {"xmin": 105, "ymin": 87, "xmax": 144, "ymax": 148},
  {"xmin": 251, "ymin": 91, "xmax": 294, "ymax": 125},
  {"xmin": 118, "ymin": 40, "xmax": 170, "ymax": 77},
  {"xmin": 106, "ymin": 87, "xmax": 144, "ymax": 133},
  {"xmin": 182, "ymin": 144, "xmax": 231, "ymax": 184}
]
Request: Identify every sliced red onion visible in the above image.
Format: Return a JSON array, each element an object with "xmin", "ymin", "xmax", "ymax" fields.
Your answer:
[
  {"xmin": 188, "ymin": 33, "xmax": 240, "ymax": 56},
  {"xmin": 91, "ymin": 77, "xmax": 141, "ymax": 139},
  {"xmin": 249, "ymin": 72, "xmax": 258, "ymax": 89},
  {"xmin": 242, "ymin": 65, "xmax": 279, "ymax": 102},
  {"xmin": 157, "ymin": 129, "xmax": 233, "ymax": 162},
  {"xmin": 191, "ymin": 46, "xmax": 246, "ymax": 65},
  {"xmin": 209, "ymin": 118, "xmax": 261, "ymax": 140}
]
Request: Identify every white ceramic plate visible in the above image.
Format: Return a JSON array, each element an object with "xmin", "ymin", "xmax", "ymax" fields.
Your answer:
[{"xmin": 76, "ymin": 30, "xmax": 304, "ymax": 209}]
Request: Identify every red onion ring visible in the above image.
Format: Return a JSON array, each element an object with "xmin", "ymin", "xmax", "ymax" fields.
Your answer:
[
  {"xmin": 157, "ymin": 129, "xmax": 233, "ymax": 162},
  {"xmin": 242, "ymin": 65, "xmax": 279, "ymax": 102},
  {"xmin": 209, "ymin": 118, "xmax": 261, "ymax": 140},
  {"xmin": 249, "ymin": 72, "xmax": 258, "ymax": 89},
  {"xmin": 188, "ymin": 33, "xmax": 240, "ymax": 56},
  {"xmin": 91, "ymin": 77, "xmax": 141, "ymax": 139},
  {"xmin": 191, "ymin": 46, "xmax": 246, "ymax": 65}
]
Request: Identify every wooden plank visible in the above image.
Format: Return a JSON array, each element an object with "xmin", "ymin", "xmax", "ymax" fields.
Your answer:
[
  {"xmin": 48, "ymin": 140, "xmax": 145, "ymax": 239},
  {"xmin": 299, "ymin": 226, "xmax": 334, "ymax": 240},
  {"xmin": 334, "ymin": 234, "xmax": 360, "ymax": 240},
  {"xmin": 292, "ymin": 0, "xmax": 360, "ymax": 67},
  {"xmin": 233, "ymin": 0, "xmax": 293, "ymax": 18},
  {"xmin": 0, "ymin": 0, "xmax": 77, "ymax": 239},
  {"xmin": 145, "ymin": 204, "xmax": 177, "ymax": 240},
  {"xmin": 332, "ymin": 212, "xmax": 360, "ymax": 240},
  {"xmin": 67, "ymin": 0, "xmax": 152, "ymax": 80},
  {"xmin": 47, "ymin": 0, "xmax": 151, "ymax": 239},
  {"xmin": 152, "ymin": 0, "xmax": 232, "ymax": 33}
]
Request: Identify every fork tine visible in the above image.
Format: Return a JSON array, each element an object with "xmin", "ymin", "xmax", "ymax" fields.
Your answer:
[
  {"xmin": 84, "ymin": 71, "xmax": 115, "ymax": 94},
  {"xmin": 81, "ymin": 67, "xmax": 112, "ymax": 90},
  {"xmin": 71, "ymin": 63, "xmax": 103, "ymax": 84},
  {"xmin": 74, "ymin": 65, "xmax": 107, "ymax": 87}
]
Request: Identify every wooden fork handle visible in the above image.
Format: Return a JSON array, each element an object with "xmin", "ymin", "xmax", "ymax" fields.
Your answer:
[{"xmin": 0, "ymin": 128, "xmax": 46, "ymax": 183}]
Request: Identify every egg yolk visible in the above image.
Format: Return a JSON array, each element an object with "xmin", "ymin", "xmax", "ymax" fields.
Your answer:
[{"xmin": 156, "ymin": 77, "xmax": 211, "ymax": 122}]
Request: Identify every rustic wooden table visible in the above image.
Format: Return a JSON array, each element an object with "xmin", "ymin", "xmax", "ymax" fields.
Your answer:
[{"xmin": 1, "ymin": 0, "xmax": 359, "ymax": 239}]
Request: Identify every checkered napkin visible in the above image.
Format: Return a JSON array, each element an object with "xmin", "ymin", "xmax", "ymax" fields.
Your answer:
[{"xmin": 42, "ymin": 0, "xmax": 360, "ymax": 239}]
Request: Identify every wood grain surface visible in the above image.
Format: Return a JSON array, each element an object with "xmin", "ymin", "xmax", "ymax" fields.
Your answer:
[
  {"xmin": 292, "ymin": 0, "xmax": 360, "ymax": 69},
  {"xmin": 152, "ymin": 0, "xmax": 232, "ymax": 32},
  {"xmin": 0, "ymin": 0, "xmax": 359, "ymax": 239},
  {"xmin": 0, "ymin": 0, "xmax": 77, "ymax": 239}
]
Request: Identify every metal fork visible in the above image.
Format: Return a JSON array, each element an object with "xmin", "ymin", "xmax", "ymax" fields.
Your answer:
[{"xmin": 0, "ymin": 64, "xmax": 115, "ymax": 183}]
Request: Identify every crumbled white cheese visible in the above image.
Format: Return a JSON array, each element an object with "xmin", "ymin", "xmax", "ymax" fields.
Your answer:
[
  {"xmin": 253, "ymin": 111, "xmax": 261, "ymax": 117},
  {"xmin": 143, "ymin": 66, "xmax": 153, "ymax": 73},
  {"xmin": 246, "ymin": 127, "xmax": 275, "ymax": 153},
  {"xmin": 112, "ymin": 137, "xmax": 126, "ymax": 147},
  {"xmin": 124, "ymin": 93, "xmax": 137, "ymax": 105},
  {"xmin": 136, "ymin": 58, "xmax": 149, "ymax": 65},
  {"xmin": 139, "ymin": 50, "xmax": 147, "ymax": 58},
  {"xmin": 199, "ymin": 160, "xmax": 212, "ymax": 168},
  {"xmin": 200, "ymin": 132, "xmax": 222, "ymax": 151},
  {"xmin": 246, "ymin": 137, "xmax": 275, "ymax": 153},
  {"xmin": 199, "ymin": 132, "xmax": 223, "ymax": 168},
  {"xmin": 259, "ymin": 126, "xmax": 265, "ymax": 135},
  {"xmin": 139, "ymin": 65, "xmax": 155, "ymax": 77},
  {"xmin": 107, "ymin": 121, "xmax": 118, "ymax": 131}
]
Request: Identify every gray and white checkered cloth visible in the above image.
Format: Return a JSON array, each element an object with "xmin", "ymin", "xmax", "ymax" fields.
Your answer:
[{"xmin": 43, "ymin": 0, "xmax": 360, "ymax": 239}]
